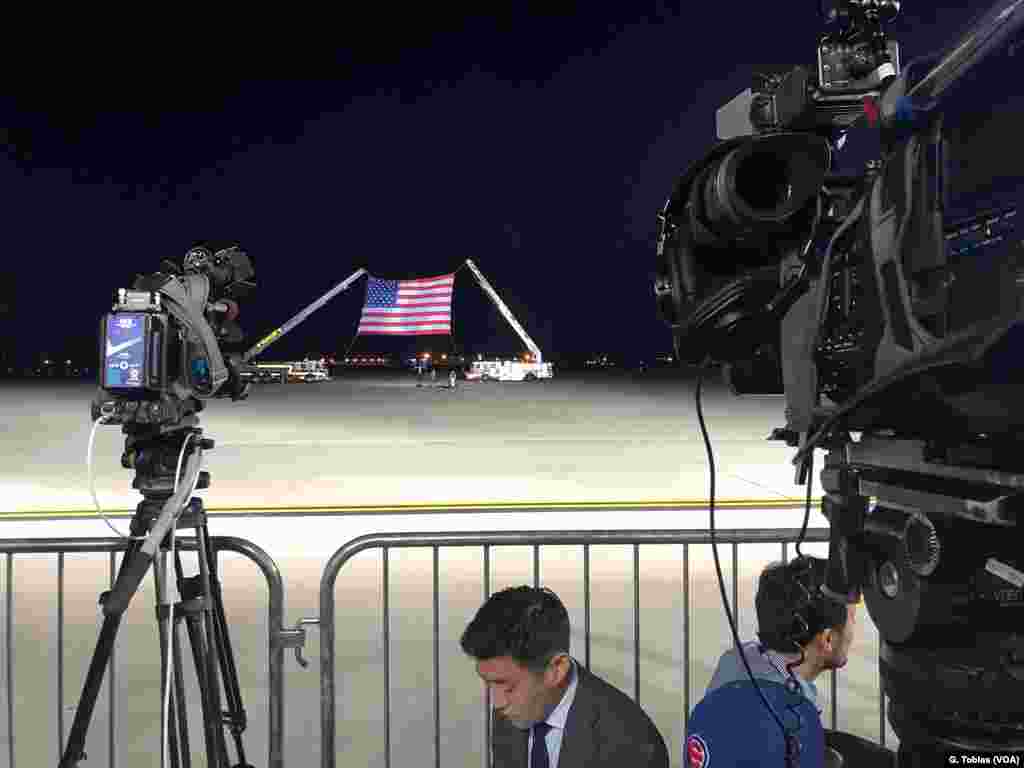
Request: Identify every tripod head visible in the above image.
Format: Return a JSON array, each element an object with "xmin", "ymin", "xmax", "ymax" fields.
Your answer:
[{"xmin": 121, "ymin": 423, "xmax": 213, "ymax": 503}]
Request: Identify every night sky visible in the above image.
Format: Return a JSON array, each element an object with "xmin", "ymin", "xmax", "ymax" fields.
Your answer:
[{"xmin": 0, "ymin": 2, "xmax": 1004, "ymax": 367}]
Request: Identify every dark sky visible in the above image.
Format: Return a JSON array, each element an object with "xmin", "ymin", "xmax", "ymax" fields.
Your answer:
[{"xmin": 0, "ymin": 1, "xmax": 1006, "ymax": 365}]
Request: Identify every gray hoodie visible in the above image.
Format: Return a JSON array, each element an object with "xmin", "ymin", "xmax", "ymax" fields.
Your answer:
[{"xmin": 706, "ymin": 641, "xmax": 821, "ymax": 714}]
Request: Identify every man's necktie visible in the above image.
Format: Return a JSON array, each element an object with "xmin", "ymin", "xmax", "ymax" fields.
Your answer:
[{"xmin": 530, "ymin": 722, "xmax": 552, "ymax": 768}]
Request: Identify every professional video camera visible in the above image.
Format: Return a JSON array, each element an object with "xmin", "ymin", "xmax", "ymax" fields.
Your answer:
[
  {"xmin": 61, "ymin": 243, "xmax": 262, "ymax": 768},
  {"xmin": 65, "ymin": 244, "xmax": 369, "ymax": 766},
  {"xmin": 656, "ymin": 0, "xmax": 1023, "ymax": 763},
  {"xmin": 94, "ymin": 243, "xmax": 257, "ymax": 430}
]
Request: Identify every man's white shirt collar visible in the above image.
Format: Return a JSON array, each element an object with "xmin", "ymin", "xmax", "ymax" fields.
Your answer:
[{"xmin": 543, "ymin": 658, "xmax": 578, "ymax": 730}]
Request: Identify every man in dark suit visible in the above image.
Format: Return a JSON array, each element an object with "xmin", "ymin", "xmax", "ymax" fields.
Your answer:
[{"xmin": 461, "ymin": 585, "xmax": 669, "ymax": 768}]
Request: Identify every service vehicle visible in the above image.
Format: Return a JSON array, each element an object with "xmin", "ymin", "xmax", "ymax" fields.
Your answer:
[{"xmin": 464, "ymin": 259, "xmax": 553, "ymax": 382}]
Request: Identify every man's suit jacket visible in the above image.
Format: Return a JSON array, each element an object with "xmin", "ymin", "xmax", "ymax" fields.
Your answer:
[{"xmin": 491, "ymin": 660, "xmax": 669, "ymax": 768}]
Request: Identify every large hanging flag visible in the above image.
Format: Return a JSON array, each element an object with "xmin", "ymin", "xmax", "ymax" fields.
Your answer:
[{"xmin": 356, "ymin": 273, "xmax": 455, "ymax": 335}]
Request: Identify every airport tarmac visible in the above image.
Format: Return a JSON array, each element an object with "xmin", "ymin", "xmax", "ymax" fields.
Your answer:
[
  {"xmin": 2, "ymin": 368, "xmax": 832, "ymax": 514},
  {"xmin": 0, "ymin": 371, "xmax": 899, "ymax": 766}
]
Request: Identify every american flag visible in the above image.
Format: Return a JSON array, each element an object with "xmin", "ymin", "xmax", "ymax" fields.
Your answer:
[{"xmin": 356, "ymin": 273, "xmax": 455, "ymax": 336}]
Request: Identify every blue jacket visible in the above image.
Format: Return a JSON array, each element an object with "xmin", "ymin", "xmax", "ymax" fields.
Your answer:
[
  {"xmin": 707, "ymin": 641, "xmax": 820, "ymax": 712},
  {"xmin": 684, "ymin": 642, "xmax": 825, "ymax": 767}
]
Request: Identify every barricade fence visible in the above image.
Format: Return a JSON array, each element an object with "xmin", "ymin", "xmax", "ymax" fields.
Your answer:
[
  {"xmin": 314, "ymin": 528, "xmax": 893, "ymax": 768},
  {"xmin": 0, "ymin": 537, "xmax": 286, "ymax": 768},
  {"xmin": 0, "ymin": 527, "xmax": 892, "ymax": 768}
]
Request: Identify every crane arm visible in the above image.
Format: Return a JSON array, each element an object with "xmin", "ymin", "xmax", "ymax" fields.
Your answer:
[
  {"xmin": 464, "ymin": 259, "xmax": 543, "ymax": 364},
  {"xmin": 243, "ymin": 268, "xmax": 368, "ymax": 362}
]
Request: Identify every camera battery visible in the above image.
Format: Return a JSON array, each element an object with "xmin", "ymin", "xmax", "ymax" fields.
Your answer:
[{"xmin": 99, "ymin": 311, "xmax": 169, "ymax": 393}]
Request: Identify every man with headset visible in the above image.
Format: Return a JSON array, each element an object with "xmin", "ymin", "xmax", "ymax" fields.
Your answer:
[{"xmin": 685, "ymin": 556, "xmax": 895, "ymax": 767}]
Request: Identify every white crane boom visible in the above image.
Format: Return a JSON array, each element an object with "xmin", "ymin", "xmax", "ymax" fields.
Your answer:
[
  {"xmin": 243, "ymin": 268, "xmax": 368, "ymax": 362},
  {"xmin": 464, "ymin": 259, "xmax": 543, "ymax": 364}
]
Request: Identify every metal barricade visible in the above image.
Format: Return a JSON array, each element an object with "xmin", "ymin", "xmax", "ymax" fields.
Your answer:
[
  {"xmin": 313, "ymin": 527, "xmax": 887, "ymax": 768},
  {"xmin": 0, "ymin": 536, "xmax": 287, "ymax": 768}
]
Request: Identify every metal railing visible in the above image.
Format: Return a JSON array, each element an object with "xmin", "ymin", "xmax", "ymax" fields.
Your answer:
[
  {"xmin": 314, "ymin": 527, "xmax": 888, "ymax": 768},
  {"xmin": 0, "ymin": 527, "xmax": 891, "ymax": 766},
  {"xmin": 0, "ymin": 536, "xmax": 287, "ymax": 768}
]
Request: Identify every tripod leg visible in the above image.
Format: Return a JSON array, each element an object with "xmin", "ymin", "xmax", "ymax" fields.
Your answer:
[
  {"xmin": 166, "ymin": 693, "xmax": 181, "ymax": 768},
  {"xmin": 155, "ymin": 548, "xmax": 192, "ymax": 768},
  {"xmin": 176, "ymin": 547, "xmax": 228, "ymax": 768},
  {"xmin": 59, "ymin": 612, "xmax": 125, "ymax": 767},
  {"xmin": 170, "ymin": 613, "xmax": 192, "ymax": 768},
  {"xmin": 193, "ymin": 524, "xmax": 230, "ymax": 765},
  {"xmin": 202, "ymin": 523, "xmax": 251, "ymax": 766},
  {"xmin": 59, "ymin": 538, "xmax": 144, "ymax": 768},
  {"xmin": 155, "ymin": 551, "xmax": 176, "ymax": 768}
]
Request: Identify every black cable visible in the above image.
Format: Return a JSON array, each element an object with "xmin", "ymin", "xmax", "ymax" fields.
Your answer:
[
  {"xmin": 783, "ymin": 647, "xmax": 810, "ymax": 744},
  {"xmin": 795, "ymin": 449, "xmax": 814, "ymax": 558},
  {"xmin": 794, "ymin": 188, "xmax": 826, "ymax": 561},
  {"xmin": 696, "ymin": 360, "xmax": 801, "ymax": 766}
]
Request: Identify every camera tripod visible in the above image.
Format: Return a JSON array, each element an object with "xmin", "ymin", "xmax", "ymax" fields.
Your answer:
[
  {"xmin": 818, "ymin": 432, "xmax": 1024, "ymax": 766},
  {"xmin": 59, "ymin": 427, "xmax": 253, "ymax": 768}
]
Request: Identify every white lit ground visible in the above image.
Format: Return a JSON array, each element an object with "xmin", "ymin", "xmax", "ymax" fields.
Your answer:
[
  {"xmin": 0, "ymin": 371, "xmax": 898, "ymax": 766},
  {"xmin": 3, "ymin": 369, "xmax": 829, "ymax": 512}
]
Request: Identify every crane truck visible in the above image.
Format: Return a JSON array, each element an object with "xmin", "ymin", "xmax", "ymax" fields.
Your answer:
[{"xmin": 463, "ymin": 259, "xmax": 554, "ymax": 382}]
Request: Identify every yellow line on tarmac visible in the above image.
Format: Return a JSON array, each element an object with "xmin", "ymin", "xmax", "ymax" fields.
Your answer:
[{"xmin": 0, "ymin": 498, "xmax": 822, "ymax": 520}]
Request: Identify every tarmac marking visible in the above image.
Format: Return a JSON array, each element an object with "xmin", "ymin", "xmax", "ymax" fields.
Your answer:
[{"xmin": 0, "ymin": 497, "xmax": 823, "ymax": 520}]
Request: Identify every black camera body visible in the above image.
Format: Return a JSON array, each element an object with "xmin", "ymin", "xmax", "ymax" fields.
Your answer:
[
  {"xmin": 656, "ymin": 0, "xmax": 1024, "ymax": 438},
  {"xmin": 94, "ymin": 245, "xmax": 257, "ymax": 430},
  {"xmin": 656, "ymin": 0, "xmax": 1024, "ymax": 760}
]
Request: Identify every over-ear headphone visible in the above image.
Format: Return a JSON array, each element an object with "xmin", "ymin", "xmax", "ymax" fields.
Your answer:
[{"xmin": 780, "ymin": 556, "xmax": 848, "ymax": 651}]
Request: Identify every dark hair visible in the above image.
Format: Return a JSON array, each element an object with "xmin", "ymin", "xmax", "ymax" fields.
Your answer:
[
  {"xmin": 460, "ymin": 586, "xmax": 571, "ymax": 673},
  {"xmin": 755, "ymin": 558, "xmax": 848, "ymax": 652}
]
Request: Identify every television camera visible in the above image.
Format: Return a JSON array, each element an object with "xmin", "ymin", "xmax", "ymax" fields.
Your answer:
[
  {"xmin": 65, "ymin": 243, "xmax": 372, "ymax": 766},
  {"xmin": 60, "ymin": 244, "xmax": 263, "ymax": 768},
  {"xmin": 94, "ymin": 243, "xmax": 257, "ymax": 429},
  {"xmin": 655, "ymin": 0, "xmax": 1024, "ymax": 763}
]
